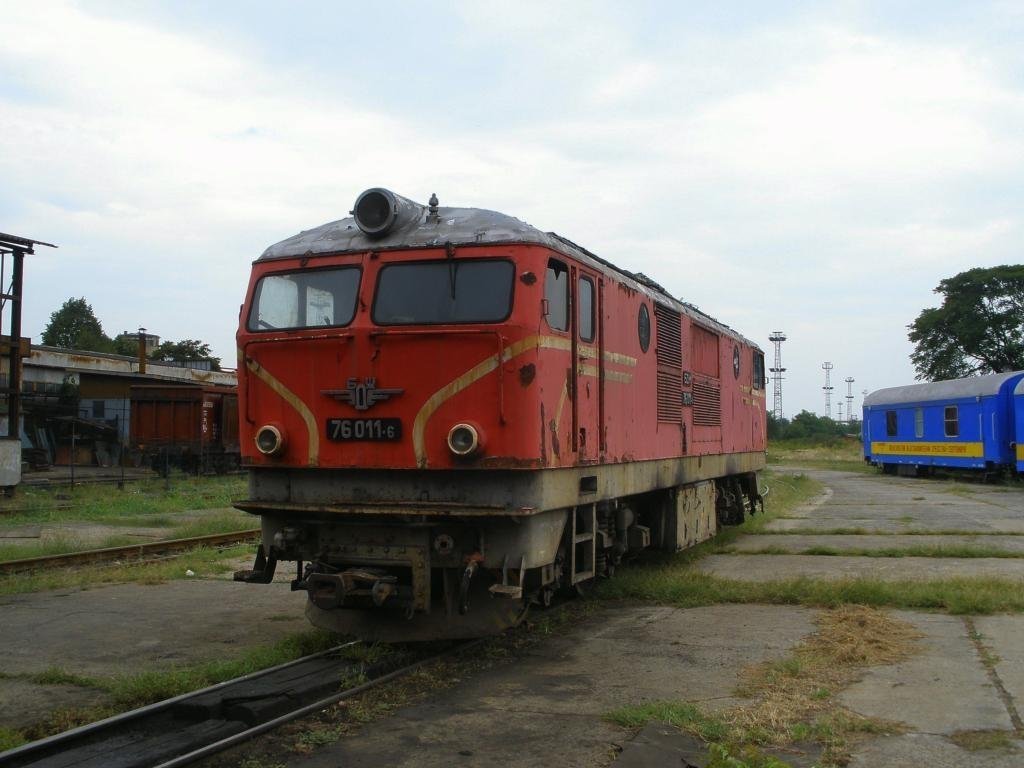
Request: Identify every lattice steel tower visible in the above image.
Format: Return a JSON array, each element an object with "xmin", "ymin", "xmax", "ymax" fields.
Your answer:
[
  {"xmin": 768, "ymin": 331, "xmax": 786, "ymax": 420},
  {"xmin": 822, "ymin": 362, "xmax": 834, "ymax": 419},
  {"xmin": 845, "ymin": 377, "xmax": 855, "ymax": 424}
]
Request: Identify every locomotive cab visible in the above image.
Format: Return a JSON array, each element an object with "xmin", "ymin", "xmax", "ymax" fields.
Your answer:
[{"xmin": 234, "ymin": 189, "xmax": 766, "ymax": 640}]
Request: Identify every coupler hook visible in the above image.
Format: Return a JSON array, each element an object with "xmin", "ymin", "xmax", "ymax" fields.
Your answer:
[
  {"xmin": 459, "ymin": 562, "xmax": 476, "ymax": 615},
  {"xmin": 459, "ymin": 552, "xmax": 484, "ymax": 615}
]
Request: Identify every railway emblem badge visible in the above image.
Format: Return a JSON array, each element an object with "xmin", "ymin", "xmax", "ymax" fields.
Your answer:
[{"xmin": 322, "ymin": 378, "xmax": 403, "ymax": 411}]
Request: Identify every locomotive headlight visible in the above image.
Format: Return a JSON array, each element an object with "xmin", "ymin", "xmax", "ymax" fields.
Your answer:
[
  {"xmin": 255, "ymin": 424, "xmax": 285, "ymax": 456},
  {"xmin": 447, "ymin": 423, "xmax": 482, "ymax": 457}
]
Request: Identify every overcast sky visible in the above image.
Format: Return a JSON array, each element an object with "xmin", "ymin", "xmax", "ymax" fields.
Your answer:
[{"xmin": 2, "ymin": 1, "xmax": 1022, "ymax": 418}]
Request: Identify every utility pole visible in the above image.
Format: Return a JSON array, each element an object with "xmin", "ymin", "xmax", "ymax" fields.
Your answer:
[
  {"xmin": 768, "ymin": 331, "xmax": 786, "ymax": 420},
  {"xmin": 0, "ymin": 232, "xmax": 56, "ymax": 495},
  {"xmin": 845, "ymin": 377, "xmax": 855, "ymax": 424},
  {"xmin": 822, "ymin": 362, "xmax": 834, "ymax": 420}
]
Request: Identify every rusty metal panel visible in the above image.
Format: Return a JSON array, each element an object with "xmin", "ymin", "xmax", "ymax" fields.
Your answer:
[
  {"xmin": 669, "ymin": 480, "xmax": 717, "ymax": 551},
  {"xmin": 691, "ymin": 325, "xmax": 719, "ymax": 378}
]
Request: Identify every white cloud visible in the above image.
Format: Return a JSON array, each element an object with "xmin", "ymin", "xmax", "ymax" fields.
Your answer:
[
  {"xmin": 590, "ymin": 61, "xmax": 660, "ymax": 105},
  {"xmin": 0, "ymin": 3, "xmax": 1021, "ymax": 415}
]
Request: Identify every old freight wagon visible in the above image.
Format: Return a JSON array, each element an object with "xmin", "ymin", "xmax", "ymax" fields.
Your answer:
[{"xmin": 130, "ymin": 384, "xmax": 240, "ymax": 473}]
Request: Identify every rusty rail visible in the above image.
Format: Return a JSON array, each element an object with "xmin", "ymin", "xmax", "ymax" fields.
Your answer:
[
  {"xmin": 0, "ymin": 637, "xmax": 483, "ymax": 768},
  {"xmin": 0, "ymin": 529, "xmax": 261, "ymax": 575}
]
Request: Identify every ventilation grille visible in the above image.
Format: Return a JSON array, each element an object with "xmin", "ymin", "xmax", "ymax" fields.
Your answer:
[
  {"xmin": 693, "ymin": 380, "xmax": 721, "ymax": 426},
  {"xmin": 654, "ymin": 304, "xmax": 682, "ymax": 367},
  {"xmin": 657, "ymin": 370, "xmax": 682, "ymax": 422},
  {"xmin": 654, "ymin": 304, "xmax": 683, "ymax": 422}
]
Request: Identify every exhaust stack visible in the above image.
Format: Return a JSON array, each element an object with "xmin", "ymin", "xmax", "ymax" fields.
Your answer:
[{"xmin": 352, "ymin": 188, "xmax": 424, "ymax": 238}]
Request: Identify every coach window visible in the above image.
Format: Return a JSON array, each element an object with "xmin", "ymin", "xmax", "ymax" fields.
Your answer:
[
  {"xmin": 914, "ymin": 408, "xmax": 924, "ymax": 438},
  {"xmin": 753, "ymin": 351, "xmax": 765, "ymax": 389},
  {"xmin": 944, "ymin": 406, "xmax": 959, "ymax": 437},
  {"xmin": 578, "ymin": 276, "xmax": 594, "ymax": 341},
  {"xmin": 885, "ymin": 410, "xmax": 898, "ymax": 437},
  {"xmin": 544, "ymin": 259, "xmax": 569, "ymax": 332}
]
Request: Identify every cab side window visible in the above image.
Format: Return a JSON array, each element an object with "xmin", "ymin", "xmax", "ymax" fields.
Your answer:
[
  {"xmin": 545, "ymin": 259, "xmax": 569, "ymax": 332},
  {"xmin": 753, "ymin": 351, "xmax": 765, "ymax": 389},
  {"xmin": 578, "ymin": 276, "xmax": 595, "ymax": 341}
]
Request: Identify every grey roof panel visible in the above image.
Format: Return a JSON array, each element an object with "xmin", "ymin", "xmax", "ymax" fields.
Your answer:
[
  {"xmin": 864, "ymin": 371, "xmax": 1024, "ymax": 407},
  {"xmin": 257, "ymin": 193, "xmax": 763, "ymax": 351},
  {"xmin": 258, "ymin": 205, "xmax": 554, "ymax": 261}
]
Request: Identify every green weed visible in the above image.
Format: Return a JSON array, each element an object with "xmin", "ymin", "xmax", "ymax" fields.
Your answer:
[
  {"xmin": 0, "ymin": 543, "xmax": 252, "ymax": 596},
  {"xmin": 740, "ymin": 544, "xmax": 1024, "ymax": 559},
  {"xmin": 597, "ymin": 570, "xmax": 1024, "ymax": 614},
  {"xmin": 0, "ymin": 726, "xmax": 27, "ymax": 751},
  {"xmin": 605, "ymin": 701, "xmax": 729, "ymax": 742},
  {"xmin": 28, "ymin": 667, "xmax": 104, "ymax": 689},
  {"xmin": 103, "ymin": 630, "xmax": 342, "ymax": 708},
  {"xmin": 0, "ymin": 475, "xmax": 246, "ymax": 527}
]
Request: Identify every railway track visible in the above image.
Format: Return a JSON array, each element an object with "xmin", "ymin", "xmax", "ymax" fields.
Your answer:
[
  {"xmin": 0, "ymin": 639, "xmax": 479, "ymax": 768},
  {"xmin": 0, "ymin": 529, "xmax": 261, "ymax": 576}
]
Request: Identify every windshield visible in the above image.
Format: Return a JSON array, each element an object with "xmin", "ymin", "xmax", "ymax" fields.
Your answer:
[
  {"xmin": 372, "ymin": 259, "xmax": 514, "ymax": 325},
  {"xmin": 247, "ymin": 267, "xmax": 360, "ymax": 331}
]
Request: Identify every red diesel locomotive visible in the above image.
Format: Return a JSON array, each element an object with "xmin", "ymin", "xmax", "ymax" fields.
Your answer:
[{"xmin": 234, "ymin": 188, "xmax": 767, "ymax": 639}]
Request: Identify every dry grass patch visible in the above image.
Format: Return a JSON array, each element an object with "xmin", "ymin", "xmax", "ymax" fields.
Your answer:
[
  {"xmin": 604, "ymin": 606, "xmax": 922, "ymax": 765},
  {"xmin": 729, "ymin": 605, "xmax": 921, "ymax": 762},
  {"xmin": 766, "ymin": 438, "xmax": 871, "ymax": 473},
  {"xmin": 949, "ymin": 729, "xmax": 1020, "ymax": 752}
]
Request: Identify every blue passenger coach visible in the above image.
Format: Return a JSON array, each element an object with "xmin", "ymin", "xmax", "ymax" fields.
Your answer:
[
  {"xmin": 1015, "ymin": 378, "xmax": 1024, "ymax": 474},
  {"xmin": 863, "ymin": 371, "xmax": 1024, "ymax": 474}
]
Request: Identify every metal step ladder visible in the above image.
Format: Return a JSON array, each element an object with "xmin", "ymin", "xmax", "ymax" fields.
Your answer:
[{"xmin": 571, "ymin": 503, "xmax": 596, "ymax": 584}]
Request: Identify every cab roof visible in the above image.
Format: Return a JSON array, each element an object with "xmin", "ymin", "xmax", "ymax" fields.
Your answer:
[{"xmin": 258, "ymin": 198, "xmax": 761, "ymax": 351}]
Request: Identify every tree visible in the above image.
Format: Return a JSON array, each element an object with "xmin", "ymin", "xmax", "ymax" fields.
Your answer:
[
  {"xmin": 768, "ymin": 410, "xmax": 852, "ymax": 441},
  {"xmin": 908, "ymin": 266, "xmax": 1024, "ymax": 381},
  {"xmin": 41, "ymin": 297, "xmax": 114, "ymax": 352},
  {"xmin": 150, "ymin": 339, "xmax": 221, "ymax": 371},
  {"xmin": 112, "ymin": 335, "xmax": 141, "ymax": 357}
]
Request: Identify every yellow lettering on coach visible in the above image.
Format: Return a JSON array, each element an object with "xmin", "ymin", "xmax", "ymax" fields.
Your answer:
[{"xmin": 871, "ymin": 441, "xmax": 984, "ymax": 458}]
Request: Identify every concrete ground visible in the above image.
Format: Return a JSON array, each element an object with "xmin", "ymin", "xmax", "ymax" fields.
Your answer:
[
  {"xmin": 761, "ymin": 470, "xmax": 1024, "ymax": 534},
  {"xmin": 0, "ymin": 579, "xmax": 307, "ymax": 728},
  {"xmin": 6, "ymin": 466, "xmax": 1024, "ymax": 767},
  {"xmin": 279, "ymin": 605, "xmax": 820, "ymax": 768}
]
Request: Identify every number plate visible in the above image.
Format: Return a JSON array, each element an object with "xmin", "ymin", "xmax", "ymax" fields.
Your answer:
[{"xmin": 326, "ymin": 418, "xmax": 402, "ymax": 442}]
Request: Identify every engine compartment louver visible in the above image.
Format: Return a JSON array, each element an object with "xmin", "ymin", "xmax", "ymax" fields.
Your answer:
[
  {"xmin": 693, "ymin": 380, "xmax": 722, "ymax": 426},
  {"xmin": 655, "ymin": 304, "xmax": 683, "ymax": 422}
]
